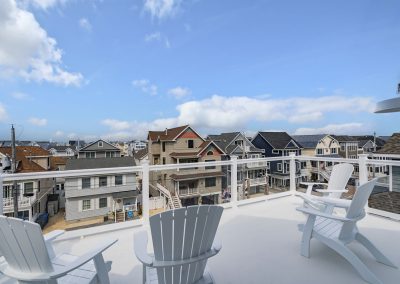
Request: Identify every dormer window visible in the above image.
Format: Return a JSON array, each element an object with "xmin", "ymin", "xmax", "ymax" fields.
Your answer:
[
  {"xmin": 207, "ymin": 151, "xmax": 213, "ymax": 155},
  {"xmin": 188, "ymin": 140, "xmax": 194, "ymax": 148},
  {"xmin": 98, "ymin": 141, "xmax": 103, "ymax": 147}
]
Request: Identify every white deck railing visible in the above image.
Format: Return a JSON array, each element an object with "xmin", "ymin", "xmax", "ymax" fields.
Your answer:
[{"xmin": 1, "ymin": 153, "xmax": 399, "ymax": 223}]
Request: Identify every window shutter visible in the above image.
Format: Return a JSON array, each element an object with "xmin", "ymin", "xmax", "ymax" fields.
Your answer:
[
  {"xmin": 78, "ymin": 200, "xmax": 82, "ymax": 212},
  {"xmin": 95, "ymin": 198, "xmax": 99, "ymax": 210},
  {"xmin": 78, "ymin": 178, "xmax": 82, "ymax": 190},
  {"xmin": 123, "ymin": 175, "xmax": 127, "ymax": 185},
  {"xmin": 90, "ymin": 199, "xmax": 95, "ymax": 210}
]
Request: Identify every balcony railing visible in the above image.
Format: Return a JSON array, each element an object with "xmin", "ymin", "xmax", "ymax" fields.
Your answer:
[
  {"xmin": 178, "ymin": 187, "xmax": 199, "ymax": 196},
  {"xmin": 248, "ymin": 177, "xmax": 268, "ymax": 186},
  {"xmin": 1, "ymin": 153, "xmax": 399, "ymax": 225},
  {"xmin": 3, "ymin": 196, "xmax": 33, "ymax": 210}
]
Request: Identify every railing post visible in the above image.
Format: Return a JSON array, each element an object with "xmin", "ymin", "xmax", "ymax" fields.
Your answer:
[
  {"xmin": 142, "ymin": 160, "xmax": 150, "ymax": 223},
  {"xmin": 289, "ymin": 152, "xmax": 296, "ymax": 192},
  {"xmin": 230, "ymin": 156, "xmax": 238, "ymax": 207},
  {"xmin": 0, "ymin": 173, "xmax": 3, "ymax": 215},
  {"xmin": 358, "ymin": 154, "xmax": 369, "ymax": 185}
]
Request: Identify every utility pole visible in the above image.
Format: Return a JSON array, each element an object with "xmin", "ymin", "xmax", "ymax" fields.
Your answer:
[{"xmin": 11, "ymin": 125, "xmax": 18, "ymax": 218}]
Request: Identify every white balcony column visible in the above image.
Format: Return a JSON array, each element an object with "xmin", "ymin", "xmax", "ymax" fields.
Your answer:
[
  {"xmin": 142, "ymin": 160, "xmax": 150, "ymax": 223},
  {"xmin": 0, "ymin": 173, "xmax": 3, "ymax": 215},
  {"xmin": 230, "ymin": 156, "xmax": 238, "ymax": 207},
  {"xmin": 389, "ymin": 165, "xmax": 393, "ymax": 192},
  {"xmin": 358, "ymin": 154, "xmax": 369, "ymax": 185},
  {"xmin": 289, "ymin": 152, "xmax": 296, "ymax": 192}
]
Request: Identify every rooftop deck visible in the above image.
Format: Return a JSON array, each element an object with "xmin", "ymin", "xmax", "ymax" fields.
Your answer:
[{"xmin": 48, "ymin": 195, "xmax": 400, "ymax": 284}]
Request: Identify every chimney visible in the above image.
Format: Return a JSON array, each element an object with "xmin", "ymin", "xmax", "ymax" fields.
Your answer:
[{"xmin": 165, "ymin": 128, "xmax": 168, "ymax": 135}]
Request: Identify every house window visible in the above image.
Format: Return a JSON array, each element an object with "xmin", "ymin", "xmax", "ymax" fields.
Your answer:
[
  {"xmin": 331, "ymin": 148, "xmax": 337, "ymax": 154},
  {"xmin": 23, "ymin": 182, "xmax": 34, "ymax": 196},
  {"xmin": 99, "ymin": 176, "xmax": 108, "ymax": 187},
  {"xmin": 188, "ymin": 140, "xmax": 194, "ymax": 148},
  {"xmin": 266, "ymin": 162, "xmax": 270, "ymax": 169},
  {"xmin": 205, "ymin": 160, "xmax": 216, "ymax": 169},
  {"xmin": 317, "ymin": 149, "xmax": 323, "ymax": 155},
  {"xmin": 340, "ymin": 144, "xmax": 345, "ymax": 151},
  {"xmin": 99, "ymin": 198, "xmax": 108, "ymax": 208},
  {"xmin": 277, "ymin": 163, "xmax": 282, "ymax": 171},
  {"xmin": 115, "ymin": 175, "xmax": 123, "ymax": 185},
  {"xmin": 98, "ymin": 141, "xmax": 103, "ymax": 147},
  {"xmin": 207, "ymin": 151, "xmax": 213, "ymax": 155},
  {"xmin": 163, "ymin": 157, "xmax": 166, "ymax": 164},
  {"xmin": 205, "ymin": 177, "xmax": 216, "ymax": 187},
  {"xmin": 82, "ymin": 178, "xmax": 91, "ymax": 189},
  {"xmin": 162, "ymin": 142, "xmax": 166, "ymax": 152},
  {"xmin": 85, "ymin": 152, "xmax": 95, "ymax": 158},
  {"xmin": 82, "ymin": 199, "xmax": 91, "ymax": 211},
  {"xmin": 106, "ymin": 152, "xmax": 116, "ymax": 158},
  {"xmin": 272, "ymin": 149, "xmax": 280, "ymax": 154}
]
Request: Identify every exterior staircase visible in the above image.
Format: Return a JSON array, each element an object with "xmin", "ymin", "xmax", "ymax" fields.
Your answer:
[
  {"xmin": 150, "ymin": 183, "xmax": 182, "ymax": 209},
  {"xmin": 115, "ymin": 211, "xmax": 125, "ymax": 222}
]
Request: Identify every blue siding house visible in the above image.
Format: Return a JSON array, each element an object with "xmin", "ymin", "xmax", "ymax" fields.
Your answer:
[{"xmin": 252, "ymin": 132, "xmax": 303, "ymax": 189}]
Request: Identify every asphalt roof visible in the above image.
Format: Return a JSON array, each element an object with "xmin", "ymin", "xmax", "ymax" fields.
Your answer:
[
  {"xmin": 148, "ymin": 125, "xmax": 189, "ymax": 141},
  {"xmin": 66, "ymin": 157, "xmax": 136, "ymax": 170},
  {"xmin": 291, "ymin": 134, "xmax": 326, "ymax": 148},
  {"xmin": 377, "ymin": 133, "xmax": 400, "ymax": 155},
  {"xmin": 258, "ymin": 132, "xmax": 303, "ymax": 149},
  {"xmin": 207, "ymin": 132, "xmax": 263, "ymax": 154}
]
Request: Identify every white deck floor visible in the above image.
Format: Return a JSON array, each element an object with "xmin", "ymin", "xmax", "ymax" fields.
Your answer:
[{"xmin": 53, "ymin": 196, "xmax": 400, "ymax": 284}]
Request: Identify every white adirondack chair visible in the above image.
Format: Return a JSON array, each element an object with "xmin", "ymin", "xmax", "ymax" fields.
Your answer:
[
  {"xmin": 300, "ymin": 163, "xmax": 354, "ymax": 212},
  {"xmin": 0, "ymin": 216, "xmax": 117, "ymax": 284},
  {"xmin": 134, "ymin": 205, "xmax": 224, "ymax": 284},
  {"xmin": 297, "ymin": 179, "xmax": 397, "ymax": 284}
]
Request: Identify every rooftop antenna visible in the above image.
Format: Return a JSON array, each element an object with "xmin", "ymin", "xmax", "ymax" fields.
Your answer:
[{"xmin": 375, "ymin": 82, "xmax": 400, "ymax": 113}]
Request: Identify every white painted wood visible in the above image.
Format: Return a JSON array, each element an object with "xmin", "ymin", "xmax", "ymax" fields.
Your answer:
[
  {"xmin": 297, "ymin": 179, "xmax": 397, "ymax": 284},
  {"xmin": 300, "ymin": 163, "xmax": 354, "ymax": 213},
  {"xmin": 135, "ymin": 205, "xmax": 223, "ymax": 284},
  {"xmin": 0, "ymin": 216, "xmax": 116, "ymax": 283}
]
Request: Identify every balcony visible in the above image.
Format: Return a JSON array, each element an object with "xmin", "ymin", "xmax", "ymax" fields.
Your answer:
[
  {"xmin": 3, "ymin": 196, "xmax": 34, "ymax": 211},
  {"xmin": 1, "ymin": 154, "xmax": 399, "ymax": 283},
  {"xmin": 248, "ymin": 176, "xmax": 268, "ymax": 186},
  {"xmin": 178, "ymin": 187, "xmax": 199, "ymax": 196}
]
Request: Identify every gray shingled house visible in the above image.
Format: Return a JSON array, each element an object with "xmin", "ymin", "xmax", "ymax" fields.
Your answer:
[{"xmin": 64, "ymin": 157, "xmax": 138, "ymax": 221}]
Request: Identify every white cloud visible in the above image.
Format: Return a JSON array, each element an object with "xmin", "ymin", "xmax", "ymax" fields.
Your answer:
[
  {"xmin": 100, "ymin": 94, "xmax": 374, "ymax": 139},
  {"xmin": 144, "ymin": 32, "xmax": 161, "ymax": 42},
  {"xmin": 0, "ymin": 103, "xmax": 8, "ymax": 122},
  {"xmin": 294, "ymin": 123, "xmax": 368, "ymax": 135},
  {"xmin": 28, "ymin": 117, "xmax": 47, "ymax": 126},
  {"xmin": 79, "ymin": 18, "xmax": 92, "ymax": 32},
  {"xmin": 132, "ymin": 79, "xmax": 158, "ymax": 96},
  {"xmin": 0, "ymin": 0, "xmax": 83, "ymax": 86},
  {"xmin": 11, "ymin": 92, "xmax": 31, "ymax": 100},
  {"xmin": 19, "ymin": 0, "xmax": 68, "ymax": 10},
  {"xmin": 167, "ymin": 86, "xmax": 191, "ymax": 99},
  {"xmin": 143, "ymin": 0, "xmax": 182, "ymax": 19},
  {"xmin": 54, "ymin": 130, "xmax": 64, "ymax": 137},
  {"xmin": 101, "ymin": 119, "xmax": 131, "ymax": 131}
]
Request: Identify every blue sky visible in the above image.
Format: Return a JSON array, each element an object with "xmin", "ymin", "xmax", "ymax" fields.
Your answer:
[{"xmin": 1, "ymin": 0, "xmax": 400, "ymax": 141}]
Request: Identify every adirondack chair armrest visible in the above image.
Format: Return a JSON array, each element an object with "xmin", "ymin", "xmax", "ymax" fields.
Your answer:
[
  {"xmin": 134, "ymin": 231, "xmax": 154, "ymax": 266},
  {"xmin": 49, "ymin": 238, "xmax": 117, "ymax": 279},
  {"xmin": 212, "ymin": 236, "xmax": 222, "ymax": 252},
  {"xmin": 296, "ymin": 207, "xmax": 359, "ymax": 222},
  {"xmin": 315, "ymin": 189, "xmax": 348, "ymax": 193},
  {"xmin": 44, "ymin": 230, "xmax": 65, "ymax": 242},
  {"xmin": 314, "ymin": 197, "xmax": 352, "ymax": 208},
  {"xmin": 152, "ymin": 248, "xmax": 220, "ymax": 268}
]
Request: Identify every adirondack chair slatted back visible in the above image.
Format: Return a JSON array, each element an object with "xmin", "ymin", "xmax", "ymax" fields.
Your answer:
[
  {"xmin": 327, "ymin": 163, "xmax": 354, "ymax": 198},
  {"xmin": 339, "ymin": 179, "xmax": 377, "ymax": 241},
  {"xmin": 0, "ymin": 216, "xmax": 53, "ymax": 274},
  {"xmin": 150, "ymin": 205, "xmax": 223, "ymax": 284}
]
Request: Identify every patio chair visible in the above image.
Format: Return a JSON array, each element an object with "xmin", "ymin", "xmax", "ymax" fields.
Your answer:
[
  {"xmin": 134, "ymin": 205, "xmax": 224, "ymax": 284},
  {"xmin": 299, "ymin": 163, "xmax": 354, "ymax": 212},
  {"xmin": 0, "ymin": 216, "xmax": 117, "ymax": 284},
  {"xmin": 297, "ymin": 178, "xmax": 397, "ymax": 284}
]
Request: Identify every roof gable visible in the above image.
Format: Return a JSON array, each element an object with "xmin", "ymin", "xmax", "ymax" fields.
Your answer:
[{"xmin": 79, "ymin": 140, "xmax": 119, "ymax": 152}]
